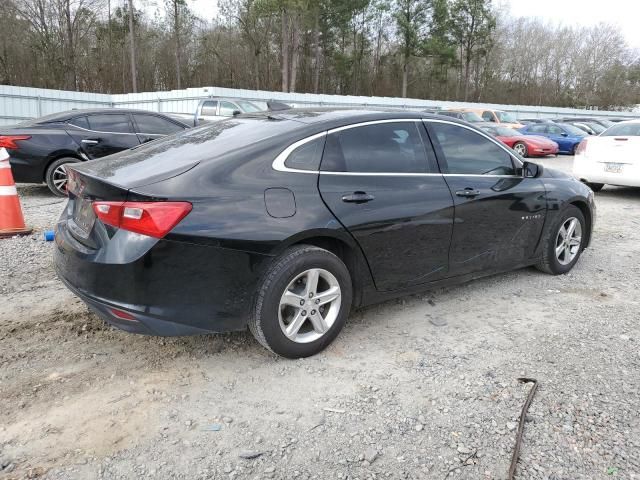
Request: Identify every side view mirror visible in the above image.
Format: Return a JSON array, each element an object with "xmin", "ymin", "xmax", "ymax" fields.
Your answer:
[
  {"xmin": 522, "ymin": 161, "xmax": 544, "ymax": 178},
  {"xmin": 232, "ymin": 110, "xmax": 242, "ymax": 116},
  {"xmin": 561, "ymin": 132, "xmax": 568, "ymax": 137}
]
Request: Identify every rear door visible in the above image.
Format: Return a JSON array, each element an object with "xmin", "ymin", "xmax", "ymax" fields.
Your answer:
[
  {"xmin": 132, "ymin": 113, "xmax": 186, "ymax": 144},
  {"xmin": 67, "ymin": 113, "xmax": 140, "ymax": 158},
  {"xmin": 425, "ymin": 120, "xmax": 547, "ymax": 276},
  {"xmin": 318, "ymin": 120, "xmax": 454, "ymax": 291}
]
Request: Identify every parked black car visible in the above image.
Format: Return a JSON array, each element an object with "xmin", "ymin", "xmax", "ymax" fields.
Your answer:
[
  {"xmin": 1, "ymin": 109, "xmax": 190, "ymax": 195},
  {"xmin": 54, "ymin": 109, "xmax": 595, "ymax": 358}
]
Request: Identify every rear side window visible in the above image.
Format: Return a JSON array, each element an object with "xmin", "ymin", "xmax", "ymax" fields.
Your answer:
[
  {"xmin": 285, "ymin": 136, "xmax": 325, "ymax": 171},
  {"xmin": 528, "ymin": 124, "xmax": 547, "ymax": 133},
  {"xmin": 321, "ymin": 122, "xmax": 430, "ymax": 173},
  {"xmin": 482, "ymin": 111, "xmax": 495, "ymax": 122},
  {"xmin": 133, "ymin": 114, "xmax": 184, "ymax": 135},
  {"xmin": 68, "ymin": 116, "xmax": 89, "ymax": 129},
  {"xmin": 429, "ymin": 123, "xmax": 515, "ymax": 176},
  {"xmin": 86, "ymin": 114, "xmax": 133, "ymax": 133},
  {"xmin": 201, "ymin": 101, "xmax": 218, "ymax": 116}
]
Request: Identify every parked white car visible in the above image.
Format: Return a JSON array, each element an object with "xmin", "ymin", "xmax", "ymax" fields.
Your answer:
[{"xmin": 573, "ymin": 120, "xmax": 640, "ymax": 191}]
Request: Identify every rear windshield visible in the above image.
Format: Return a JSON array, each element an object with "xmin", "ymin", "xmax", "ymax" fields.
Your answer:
[
  {"xmin": 559, "ymin": 123, "xmax": 587, "ymax": 136},
  {"xmin": 462, "ymin": 112, "xmax": 483, "ymax": 122},
  {"xmin": 601, "ymin": 123, "xmax": 640, "ymax": 137}
]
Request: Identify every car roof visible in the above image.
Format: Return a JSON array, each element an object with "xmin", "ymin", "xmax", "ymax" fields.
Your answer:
[
  {"xmin": 33, "ymin": 108, "xmax": 181, "ymax": 124},
  {"xmin": 247, "ymin": 107, "xmax": 448, "ymax": 129}
]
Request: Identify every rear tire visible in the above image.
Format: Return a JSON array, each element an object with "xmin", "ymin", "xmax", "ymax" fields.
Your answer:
[
  {"xmin": 585, "ymin": 182, "xmax": 604, "ymax": 192},
  {"xmin": 536, "ymin": 205, "xmax": 586, "ymax": 275},
  {"xmin": 249, "ymin": 245, "xmax": 352, "ymax": 358},
  {"xmin": 45, "ymin": 157, "xmax": 80, "ymax": 196}
]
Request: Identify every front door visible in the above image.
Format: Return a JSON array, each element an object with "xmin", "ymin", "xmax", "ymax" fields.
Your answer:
[
  {"xmin": 425, "ymin": 121, "xmax": 547, "ymax": 276},
  {"xmin": 318, "ymin": 120, "xmax": 454, "ymax": 291},
  {"xmin": 67, "ymin": 113, "xmax": 140, "ymax": 159}
]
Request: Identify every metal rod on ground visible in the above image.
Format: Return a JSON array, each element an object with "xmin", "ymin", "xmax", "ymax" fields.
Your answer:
[{"xmin": 508, "ymin": 377, "xmax": 539, "ymax": 480}]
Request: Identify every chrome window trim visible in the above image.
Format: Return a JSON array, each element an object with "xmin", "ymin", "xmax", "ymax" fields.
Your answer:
[
  {"xmin": 271, "ymin": 117, "xmax": 523, "ymax": 177},
  {"xmin": 272, "ymin": 131, "xmax": 328, "ymax": 173}
]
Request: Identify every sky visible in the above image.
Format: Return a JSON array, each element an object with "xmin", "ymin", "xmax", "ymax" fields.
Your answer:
[
  {"xmin": 503, "ymin": 0, "xmax": 640, "ymax": 49},
  {"xmin": 181, "ymin": 0, "xmax": 640, "ymax": 50}
]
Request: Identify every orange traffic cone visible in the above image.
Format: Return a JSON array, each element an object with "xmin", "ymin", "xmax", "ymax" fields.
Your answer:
[{"xmin": 0, "ymin": 147, "xmax": 32, "ymax": 238}]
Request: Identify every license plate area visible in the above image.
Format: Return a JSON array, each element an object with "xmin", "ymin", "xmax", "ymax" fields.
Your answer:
[
  {"xmin": 604, "ymin": 163, "xmax": 624, "ymax": 174},
  {"xmin": 72, "ymin": 198, "xmax": 96, "ymax": 236}
]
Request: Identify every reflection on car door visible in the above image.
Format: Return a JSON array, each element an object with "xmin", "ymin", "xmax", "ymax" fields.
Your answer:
[
  {"xmin": 66, "ymin": 113, "xmax": 140, "ymax": 159},
  {"xmin": 317, "ymin": 120, "xmax": 454, "ymax": 291},
  {"xmin": 132, "ymin": 114, "xmax": 185, "ymax": 143},
  {"xmin": 425, "ymin": 120, "xmax": 547, "ymax": 276}
]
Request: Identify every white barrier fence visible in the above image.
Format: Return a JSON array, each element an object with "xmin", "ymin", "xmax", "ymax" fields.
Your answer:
[{"xmin": 1, "ymin": 84, "xmax": 638, "ymax": 126}]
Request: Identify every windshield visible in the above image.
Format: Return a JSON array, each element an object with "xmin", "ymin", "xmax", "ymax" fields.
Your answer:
[
  {"xmin": 494, "ymin": 127, "xmax": 519, "ymax": 136},
  {"xmin": 462, "ymin": 112, "xmax": 483, "ymax": 122},
  {"xmin": 601, "ymin": 123, "xmax": 640, "ymax": 137},
  {"xmin": 559, "ymin": 124, "xmax": 587, "ymax": 136},
  {"xmin": 237, "ymin": 101, "xmax": 262, "ymax": 113},
  {"xmin": 496, "ymin": 111, "xmax": 517, "ymax": 123}
]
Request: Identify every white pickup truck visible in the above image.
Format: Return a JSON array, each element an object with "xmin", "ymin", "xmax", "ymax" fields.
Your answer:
[{"xmin": 171, "ymin": 98, "xmax": 290, "ymax": 126}]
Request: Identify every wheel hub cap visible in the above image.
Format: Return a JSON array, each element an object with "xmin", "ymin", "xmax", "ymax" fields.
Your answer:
[
  {"xmin": 555, "ymin": 217, "xmax": 582, "ymax": 265},
  {"xmin": 278, "ymin": 268, "xmax": 342, "ymax": 344}
]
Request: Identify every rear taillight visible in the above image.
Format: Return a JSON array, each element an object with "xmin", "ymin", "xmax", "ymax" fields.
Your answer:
[
  {"xmin": 0, "ymin": 135, "xmax": 31, "ymax": 149},
  {"xmin": 575, "ymin": 139, "xmax": 588, "ymax": 155},
  {"xmin": 92, "ymin": 201, "xmax": 192, "ymax": 238}
]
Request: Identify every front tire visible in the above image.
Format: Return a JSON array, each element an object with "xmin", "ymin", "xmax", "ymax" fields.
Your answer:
[
  {"xmin": 513, "ymin": 142, "xmax": 528, "ymax": 157},
  {"xmin": 45, "ymin": 157, "xmax": 80, "ymax": 196},
  {"xmin": 249, "ymin": 245, "xmax": 352, "ymax": 358},
  {"xmin": 536, "ymin": 205, "xmax": 586, "ymax": 275}
]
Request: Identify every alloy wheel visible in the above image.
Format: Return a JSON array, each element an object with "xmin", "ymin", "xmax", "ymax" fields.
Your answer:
[
  {"xmin": 278, "ymin": 268, "xmax": 342, "ymax": 343},
  {"xmin": 555, "ymin": 217, "xmax": 582, "ymax": 265},
  {"xmin": 52, "ymin": 164, "xmax": 68, "ymax": 194},
  {"xmin": 514, "ymin": 143, "xmax": 526, "ymax": 156}
]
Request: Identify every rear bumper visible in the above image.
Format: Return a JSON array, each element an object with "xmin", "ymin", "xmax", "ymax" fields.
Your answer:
[
  {"xmin": 574, "ymin": 156, "xmax": 640, "ymax": 187},
  {"xmin": 54, "ymin": 220, "xmax": 272, "ymax": 336}
]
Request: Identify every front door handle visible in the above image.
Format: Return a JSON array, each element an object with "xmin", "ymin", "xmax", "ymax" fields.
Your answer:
[
  {"xmin": 455, "ymin": 188, "xmax": 481, "ymax": 198},
  {"xmin": 81, "ymin": 139, "xmax": 100, "ymax": 145},
  {"xmin": 342, "ymin": 192, "xmax": 375, "ymax": 204}
]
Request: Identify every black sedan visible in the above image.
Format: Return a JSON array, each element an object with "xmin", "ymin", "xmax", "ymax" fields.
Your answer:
[
  {"xmin": 54, "ymin": 109, "xmax": 595, "ymax": 358},
  {"xmin": 1, "ymin": 109, "xmax": 190, "ymax": 195}
]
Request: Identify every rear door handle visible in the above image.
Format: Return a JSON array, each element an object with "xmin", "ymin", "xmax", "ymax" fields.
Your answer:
[
  {"xmin": 341, "ymin": 192, "xmax": 375, "ymax": 204},
  {"xmin": 455, "ymin": 188, "xmax": 481, "ymax": 198},
  {"xmin": 81, "ymin": 139, "xmax": 99, "ymax": 145}
]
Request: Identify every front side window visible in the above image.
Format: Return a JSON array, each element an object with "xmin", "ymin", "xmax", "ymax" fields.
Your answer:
[
  {"xmin": 430, "ymin": 123, "xmax": 516, "ymax": 176},
  {"xmin": 200, "ymin": 100, "xmax": 218, "ymax": 116},
  {"xmin": 86, "ymin": 114, "xmax": 133, "ymax": 133},
  {"xmin": 68, "ymin": 116, "xmax": 89, "ymax": 129},
  {"xmin": 321, "ymin": 122, "xmax": 430, "ymax": 173},
  {"xmin": 547, "ymin": 125, "xmax": 564, "ymax": 135},
  {"xmin": 237, "ymin": 101, "xmax": 261, "ymax": 113},
  {"xmin": 220, "ymin": 101, "xmax": 239, "ymax": 117},
  {"xmin": 133, "ymin": 114, "xmax": 184, "ymax": 135}
]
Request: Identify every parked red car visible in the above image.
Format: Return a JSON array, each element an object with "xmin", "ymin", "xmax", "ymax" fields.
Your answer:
[{"xmin": 479, "ymin": 125, "xmax": 558, "ymax": 157}]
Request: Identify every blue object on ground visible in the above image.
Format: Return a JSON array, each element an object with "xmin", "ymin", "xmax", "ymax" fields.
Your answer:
[{"xmin": 44, "ymin": 230, "xmax": 55, "ymax": 241}]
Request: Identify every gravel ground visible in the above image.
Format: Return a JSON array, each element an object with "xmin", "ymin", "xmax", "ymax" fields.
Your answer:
[{"xmin": 1, "ymin": 156, "xmax": 639, "ymax": 480}]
